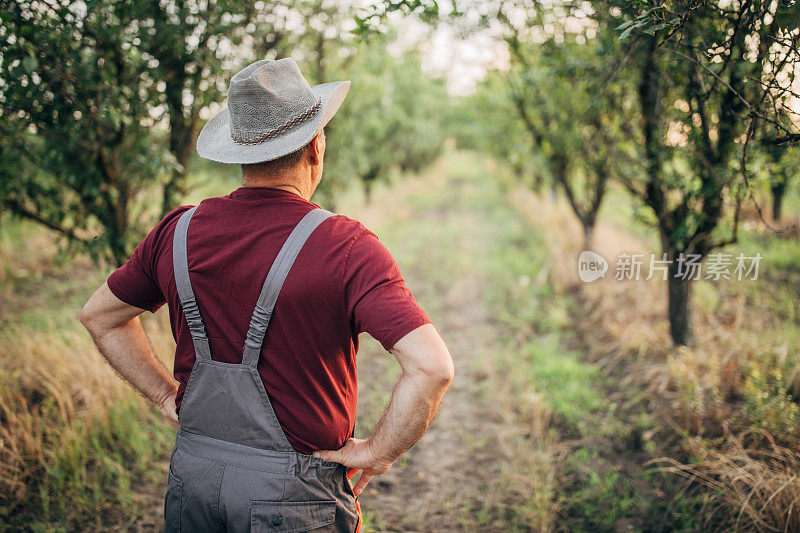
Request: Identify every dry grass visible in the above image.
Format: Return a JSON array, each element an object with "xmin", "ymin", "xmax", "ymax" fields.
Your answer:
[
  {"xmin": 484, "ymin": 357, "xmax": 567, "ymax": 533},
  {"xmin": 655, "ymin": 430, "xmax": 800, "ymax": 532},
  {"xmin": 510, "ymin": 184, "xmax": 800, "ymax": 531},
  {"xmin": 0, "ymin": 295, "xmax": 175, "ymax": 524},
  {"xmin": 0, "ymin": 323, "xmax": 112, "ymax": 505},
  {"xmin": 1, "ymin": 216, "xmax": 174, "ymax": 518}
]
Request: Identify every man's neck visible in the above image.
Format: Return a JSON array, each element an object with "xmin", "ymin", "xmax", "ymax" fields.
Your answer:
[
  {"xmin": 242, "ymin": 172, "xmax": 312, "ymax": 200},
  {"xmin": 243, "ymin": 183, "xmax": 306, "ymax": 199}
]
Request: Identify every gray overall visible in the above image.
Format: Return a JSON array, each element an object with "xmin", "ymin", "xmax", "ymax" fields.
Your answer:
[{"xmin": 164, "ymin": 205, "xmax": 361, "ymax": 533}]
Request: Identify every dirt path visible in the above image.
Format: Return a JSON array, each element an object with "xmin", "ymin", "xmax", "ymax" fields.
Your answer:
[
  {"xmin": 352, "ymin": 204, "xmax": 495, "ymax": 529},
  {"xmin": 349, "ymin": 158, "xmax": 561, "ymax": 531}
]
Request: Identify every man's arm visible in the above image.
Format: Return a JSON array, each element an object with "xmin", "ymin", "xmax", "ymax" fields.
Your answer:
[
  {"xmin": 313, "ymin": 323, "xmax": 454, "ymax": 496},
  {"xmin": 79, "ymin": 281, "xmax": 179, "ymax": 429}
]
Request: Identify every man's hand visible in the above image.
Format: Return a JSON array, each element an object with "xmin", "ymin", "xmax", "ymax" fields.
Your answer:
[
  {"xmin": 158, "ymin": 390, "xmax": 180, "ymax": 430},
  {"xmin": 313, "ymin": 437, "xmax": 392, "ymax": 496},
  {"xmin": 315, "ymin": 324, "xmax": 453, "ymax": 498}
]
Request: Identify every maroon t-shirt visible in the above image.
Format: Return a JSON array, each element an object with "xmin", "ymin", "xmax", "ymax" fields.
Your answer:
[{"xmin": 107, "ymin": 186, "xmax": 430, "ymax": 454}]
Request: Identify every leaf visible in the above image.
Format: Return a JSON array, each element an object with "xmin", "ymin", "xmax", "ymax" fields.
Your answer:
[
  {"xmin": 619, "ymin": 26, "xmax": 635, "ymax": 39},
  {"xmin": 643, "ymin": 22, "xmax": 667, "ymax": 35},
  {"xmin": 616, "ymin": 19, "xmax": 635, "ymax": 31}
]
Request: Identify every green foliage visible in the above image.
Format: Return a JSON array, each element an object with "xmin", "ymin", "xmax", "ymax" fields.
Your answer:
[
  {"xmin": 352, "ymin": 0, "xmax": 440, "ymax": 38},
  {"xmin": 0, "ymin": 0, "xmax": 283, "ymax": 263},
  {"xmin": 562, "ymin": 448, "xmax": 641, "ymax": 530},
  {"xmin": 602, "ymin": 0, "xmax": 798, "ymax": 313},
  {"xmin": 323, "ymin": 36, "xmax": 448, "ymax": 203},
  {"xmin": 446, "ymin": 72, "xmax": 543, "ymax": 190},
  {"xmin": 615, "ymin": 4, "xmax": 678, "ymax": 39},
  {"xmin": 744, "ymin": 368, "xmax": 800, "ymax": 442},
  {"xmin": 464, "ymin": 5, "xmax": 640, "ymax": 241},
  {"xmin": 0, "ymin": 1, "xmax": 172, "ymax": 263}
]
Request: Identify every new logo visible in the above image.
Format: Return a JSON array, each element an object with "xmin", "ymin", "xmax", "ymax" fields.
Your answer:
[{"xmin": 578, "ymin": 250, "xmax": 608, "ymax": 283}]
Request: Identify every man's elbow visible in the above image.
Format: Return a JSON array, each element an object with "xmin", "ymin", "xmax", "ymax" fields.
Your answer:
[
  {"xmin": 391, "ymin": 324, "xmax": 454, "ymax": 388},
  {"xmin": 80, "ymin": 297, "xmax": 106, "ymax": 334},
  {"xmin": 79, "ymin": 301, "xmax": 97, "ymax": 331},
  {"xmin": 80, "ymin": 282, "xmax": 141, "ymax": 336},
  {"xmin": 421, "ymin": 350, "xmax": 455, "ymax": 389}
]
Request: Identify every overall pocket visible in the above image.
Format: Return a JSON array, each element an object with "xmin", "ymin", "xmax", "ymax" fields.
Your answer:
[
  {"xmin": 164, "ymin": 467, "xmax": 184, "ymax": 533},
  {"xmin": 250, "ymin": 500, "xmax": 337, "ymax": 533}
]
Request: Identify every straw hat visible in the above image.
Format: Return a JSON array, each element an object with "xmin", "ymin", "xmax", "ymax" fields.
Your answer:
[{"xmin": 196, "ymin": 58, "xmax": 350, "ymax": 164}]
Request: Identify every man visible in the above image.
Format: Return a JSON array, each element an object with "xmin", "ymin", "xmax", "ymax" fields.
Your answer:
[{"xmin": 80, "ymin": 57, "xmax": 454, "ymax": 532}]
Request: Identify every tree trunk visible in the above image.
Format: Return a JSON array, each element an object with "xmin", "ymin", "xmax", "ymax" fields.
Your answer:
[
  {"xmin": 162, "ymin": 127, "xmax": 194, "ymax": 216},
  {"xmin": 667, "ymin": 258, "xmax": 695, "ymax": 347},
  {"xmin": 583, "ymin": 224, "xmax": 594, "ymax": 252},
  {"xmin": 532, "ymin": 171, "xmax": 544, "ymax": 193},
  {"xmin": 364, "ymin": 181, "xmax": 372, "ymax": 204},
  {"xmin": 161, "ymin": 70, "xmax": 196, "ymax": 217},
  {"xmin": 363, "ymin": 166, "xmax": 379, "ymax": 205},
  {"xmin": 110, "ymin": 238, "xmax": 129, "ymax": 267},
  {"xmin": 316, "ymin": 31, "xmax": 325, "ymax": 85},
  {"xmin": 771, "ymin": 178, "xmax": 787, "ymax": 222},
  {"xmin": 162, "ymin": 167, "xmax": 187, "ymax": 217}
]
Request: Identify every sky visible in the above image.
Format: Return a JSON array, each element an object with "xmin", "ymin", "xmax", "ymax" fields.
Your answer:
[
  {"xmin": 384, "ymin": 8, "xmax": 510, "ymax": 96},
  {"xmin": 420, "ymin": 23, "xmax": 510, "ymax": 96}
]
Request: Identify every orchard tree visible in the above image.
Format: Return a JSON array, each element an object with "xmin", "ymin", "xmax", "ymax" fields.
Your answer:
[
  {"xmin": 328, "ymin": 36, "xmax": 447, "ymax": 203},
  {"xmin": 0, "ymin": 0, "xmax": 169, "ymax": 264},
  {"xmin": 445, "ymin": 72, "xmax": 543, "ymax": 189},
  {"xmin": 612, "ymin": 0, "xmax": 800, "ymax": 345},
  {"xmin": 0, "ymin": 0, "xmax": 286, "ymax": 263},
  {"xmin": 390, "ymin": 49, "xmax": 448, "ymax": 174},
  {"xmin": 495, "ymin": 2, "xmax": 634, "ymax": 251},
  {"xmin": 134, "ymin": 0, "xmax": 287, "ymax": 215}
]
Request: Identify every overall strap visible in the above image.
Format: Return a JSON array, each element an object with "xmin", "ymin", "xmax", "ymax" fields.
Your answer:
[
  {"xmin": 242, "ymin": 208, "xmax": 334, "ymax": 368},
  {"xmin": 172, "ymin": 206, "xmax": 212, "ymax": 361}
]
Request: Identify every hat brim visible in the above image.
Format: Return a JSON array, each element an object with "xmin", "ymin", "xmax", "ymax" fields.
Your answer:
[{"xmin": 196, "ymin": 80, "xmax": 350, "ymax": 164}]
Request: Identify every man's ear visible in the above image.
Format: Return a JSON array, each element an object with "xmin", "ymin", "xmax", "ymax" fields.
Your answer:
[{"xmin": 308, "ymin": 131, "xmax": 324, "ymax": 166}]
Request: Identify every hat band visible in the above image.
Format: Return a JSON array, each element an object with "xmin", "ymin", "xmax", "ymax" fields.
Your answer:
[{"xmin": 230, "ymin": 98, "xmax": 322, "ymax": 146}]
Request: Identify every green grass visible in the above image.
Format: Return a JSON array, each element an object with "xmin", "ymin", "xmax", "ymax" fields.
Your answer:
[
  {"xmin": 519, "ymin": 340, "xmax": 604, "ymax": 427},
  {"xmin": 562, "ymin": 447, "xmax": 641, "ymax": 530},
  {"xmin": 481, "ymin": 162, "xmax": 608, "ymax": 432},
  {"xmin": 732, "ymin": 227, "xmax": 800, "ymax": 273}
]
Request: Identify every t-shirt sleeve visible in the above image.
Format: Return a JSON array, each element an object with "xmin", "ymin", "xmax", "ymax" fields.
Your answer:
[
  {"xmin": 106, "ymin": 206, "xmax": 191, "ymax": 313},
  {"xmin": 342, "ymin": 229, "xmax": 431, "ymax": 351}
]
